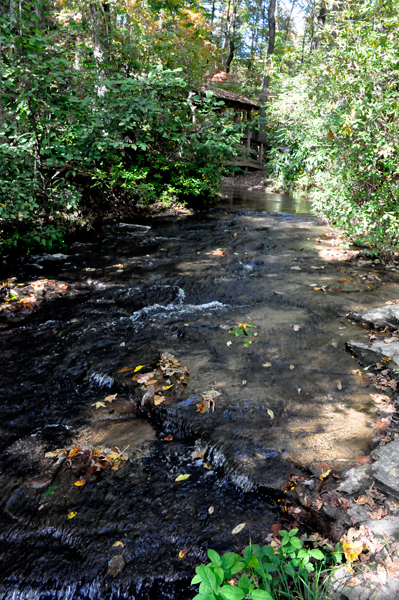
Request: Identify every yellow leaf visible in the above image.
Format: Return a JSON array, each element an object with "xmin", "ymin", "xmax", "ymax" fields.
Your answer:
[
  {"xmin": 92, "ymin": 401, "xmax": 106, "ymax": 409},
  {"xmin": 178, "ymin": 550, "xmax": 186, "ymax": 559},
  {"xmin": 320, "ymin": 469, "xmax": 331, "ymax": 481},
  {"xmin": 45, "ymin": 449, "xmax": 66, "ymax": 458},
  {"xmin": 263, "ymin": 362, "xmax": 272, "ymax": 367},
  {"xmin": 162, "ymin": 384, "xmax": 173, "ymax": 390},
  {"xmin": 175, "ymin": 474, "xmax": 191, "ymax": 482},
  {"xmin": 108, "ymin": 450, "xmax": 125, "ymax": 461},
  {"xmin": 67, "ymin": 511, "xmax": 77, "ymax": 520},
  {"xmin": 327, "ymin": 129, "xmax": 335, "ymax": 141},
  {"xmin": 231, "ymin": 523, "xmax": 246, "ymax": 535},
  {"xmin": 342, "ymin": 540, "xmax": 363, "ymax": 563},
  {"xmin": 134, "ymin": 365, "xmax": 145, "ymax": 372},
  {"xmin": 74, "ymin": 480, "xmax": 86, "ymax": 487},
  {"xmin": 112, "ymin": 541, "xmax": 124, "ymax": 548},
  {"xmin": 290, "ymin": 365, "xmax": 295, "ymax": 370}
]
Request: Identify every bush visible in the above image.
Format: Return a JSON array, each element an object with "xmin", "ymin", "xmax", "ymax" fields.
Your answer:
[{"xmin": 191, "ymin": 529, "xmax": 343, "ymax": 600}]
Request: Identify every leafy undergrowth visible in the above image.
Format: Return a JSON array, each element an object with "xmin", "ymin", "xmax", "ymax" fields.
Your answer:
[{"xmin": 192, "ymin": 530, "xmax": 343, "ymax": 600}]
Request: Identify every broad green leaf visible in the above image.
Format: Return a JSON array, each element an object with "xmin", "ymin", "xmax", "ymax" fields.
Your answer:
[
  {"xmin": 310, "ymin": 548, "xmax": 325, "ymax": 560},
  {"xmin": 219, "ymin": 585, "xmax": 246, "ymax": 600},
  {"xmin": 208, "ymin": 549, "xmax": 221, "ymax": 565},
  {"xmin": 250, "ymin": 590, "xmax": 273, "ymax": 600}
]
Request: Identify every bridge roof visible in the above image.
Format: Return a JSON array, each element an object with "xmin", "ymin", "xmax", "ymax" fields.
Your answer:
[{"xmin": 200, "ymin": 86, "xmax": 260, "ymax": 110}]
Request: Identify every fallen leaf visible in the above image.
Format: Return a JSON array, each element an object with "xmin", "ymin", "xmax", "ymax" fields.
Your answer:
[
  {"xmin": 112, "ymin": 541, "xmax": 124, "ymax": 548},
  {"xmin": 351, "ymin": 370, "xmax": 361, "ymax": 376},
  {"xmin": 290, "ymin": 365, "xmax": 295, "ymax": 370},
  {"xmin": 337, "ymin": 380, "xmax": 342, "ymax": 390},
  {"xmin": 342, "ymin": 539, "xmax": 363, "ymax": 563},
  {"xmin": 227, "ymin": 341, "xmax": 232, "ymax": 347},
  {"xmin": 263, "ymin": 362, "xmax": 272, "ymax": 367},
  {"xmin": 118, "ymin": 367, "xmax": 135, "ymax": 373},
  {"xmin": 207, "ymin": 249, "xmax": 227, "ymax": 257},
  {"xmin": 108, "ymin": 554, "xmax": 125, "ymax": 577},
  {"xmin": 267, "ymin": 408, "xmax": 274, "ymax": 419},
  {"xmin": 231, "ymin": 523, "xmax": 246, "ymax": 535},
  {"xmin": 104, "ymin": 394, "xmax": 117, "ymax": 403},
  {"xmin": 164, "ymin": 435, "xmax": 173, "ymax": 441},
  {"xmin": 175, "ymin": 474, "xmax": 191, "ymax": 482},
  {"xmin": 371, "ymin": 393, "xmax": 391, "ymax": 404},
  {"xmin": 134, "ymin": 365, "xmax": 145, "ymax": 372},
  {"xmin": 320, "ymin": 469, "xmax": 331, "ymax": 481},
  {"xmin": 242, "ymin": 380, "xmax": 247, "ymax": 385},
  {"xmin": 67, "ymin": 511, "xmax": 77, "ymax": 520},
  {"xmin": 178, "ymin": 549, "xmax": 188, "ymax": 559},
  {"xmin": 92, "ymin": 401, "xmax": 106, "ymax": 409},
  {"xmin": 45, "ymin": 449, "xmax": 66, "ymax": 458},
  {"xmin": 74, "ymin": 480, "xmax": 86, "ymax": 487},
  {"xmin": 355, "ymin": 495, "xmax": 375, "ymax": 507},
  {"xmin": 293, "ymin": 325, "xmax": 301, "ymax": 331},
  {"xmin": 208, "ymin": 506, "xmax": 214, "ymax": 515},
  {"xmin": 368, "ymin": 506, "xmax": 387, "ymax": 520},
  {"xmin": 290, "ymin": 266, "xmax": 301, "ymax": 271},
  {"xmin": 112, "ymin": 264, "xmax": 124, "ymax": 269},
  {"xmin": 203, "ymin": 462, "xmax": 212, "ymax": 470},
  {"xmin": 154, "ymin": 395, "xmax": 165, "ymax": 405},
  {"xmin": 120, "ymin": 342, "xmax": 125, "ymax": 347},
  {"xmin": 162, "ymin": 384, "xmax": 173, "ymax": 390}
]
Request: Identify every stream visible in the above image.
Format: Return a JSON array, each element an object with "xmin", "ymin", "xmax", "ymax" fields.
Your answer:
[{"xmin": 1, "ymin": 187, "xmax": 399, "ymax": 599}]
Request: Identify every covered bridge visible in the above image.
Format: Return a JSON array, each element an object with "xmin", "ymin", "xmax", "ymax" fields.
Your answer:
[{"xmin": 200, "ymin": 86, "xmax": 265, "ymax": 170}]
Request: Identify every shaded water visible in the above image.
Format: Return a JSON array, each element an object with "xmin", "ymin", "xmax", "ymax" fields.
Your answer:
[{"xmin": 1, "ymin": 188, "xmax": 398, "ymax": 598}]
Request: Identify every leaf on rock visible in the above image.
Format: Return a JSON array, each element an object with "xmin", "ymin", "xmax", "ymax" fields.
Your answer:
[
  {"xmin": 154, "ymin": 395, "xmax": 165, "ymax": 405},
  {"xmin": 231, "ymin": 523, "xmax": 246, "ymax": 535},
  {"xmin": 112, "ymin": 541, "xmax": 124, "ymax": 548},
  {"xmin": 320, "ymin": 469, "xmax": 331, "ymax": 481},
  {"xmin": 118, "ymin": 367, "xmax": 134, "ymax": 373},
  {"xmin": 263, "ymin": 362, "xmax": 271, "ymax": 367},
  {"xmin": 67, "ymin": 511, "xmax": 77, "ymax": 520},
  {"xmin": 208, "ymin": 506, "xmax": 214, "ymax": 514},
  {"xmin": 74, "ymin": 480, "xmax": 86, "ymax": 487},
  {"xmin": 175, "ymin": 474, "xmax": 191, "ymax": 482},
  {"xmin": 45, "ymin": 449, "xmax": 66, "ymax": 458},
  {"xmin": 354, "ymin": 495, "xmax": 374, "ymax": 507},
  {"xmin": 293, "ymin": 325, "xmax": 301, "ymax": 331},
  {"xmin": 162, "ymin": 384, "xmax": 173, "ymax": 390},
  {"xmin": 337, "ymin": 381, "xmax": 342, "ymax": 390},
  {"xmin": 134, "ymin": 365, "xmax": 145, "ymax": 372},
  {"xmin": 267, "ymin": 409, "xmax": 274, "ymax": 419}
]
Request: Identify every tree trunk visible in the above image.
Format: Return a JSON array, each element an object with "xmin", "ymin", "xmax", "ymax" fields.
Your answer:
[{"xmin": 259, "ymin": 0, "xmax": 276, "ymax": 126}]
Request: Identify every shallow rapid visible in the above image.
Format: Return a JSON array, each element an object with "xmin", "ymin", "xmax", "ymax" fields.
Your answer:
[{"xmin": 1, "ymin": 187, "xmax": 398, "ymax": 599}]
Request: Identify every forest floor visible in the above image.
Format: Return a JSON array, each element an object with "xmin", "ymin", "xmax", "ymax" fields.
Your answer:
[{"xmin": 1, "ymin": 177, "xmax": 399, "ymax": 599}]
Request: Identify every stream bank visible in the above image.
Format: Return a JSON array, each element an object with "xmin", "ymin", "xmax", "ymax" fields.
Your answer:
[{"xmin": 2, "ymin": 183, "xmax": 399, "ymax": 599}]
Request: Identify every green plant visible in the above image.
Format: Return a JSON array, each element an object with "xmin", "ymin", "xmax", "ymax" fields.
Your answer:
[{"xmin": 191, "ymin": 530, "xmax": 343, "ymax": 600}]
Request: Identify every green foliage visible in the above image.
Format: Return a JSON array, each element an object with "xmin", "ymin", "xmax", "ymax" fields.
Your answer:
[
  {"xmin": 267, "ymin": 0, "xmax": 399, "ymax": 257},
  {"xmin": 0, "ymin": 4, "xmax": 240, "ymax": 253},
  {"xmin": 192, "ymin": 531, "xmax": 343, "ymax": 600}
]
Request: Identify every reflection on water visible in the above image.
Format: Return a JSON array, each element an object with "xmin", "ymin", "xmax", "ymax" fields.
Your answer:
[{"xmin": 220, "ymin": 187, "xmax": 311, "ymax": 214}]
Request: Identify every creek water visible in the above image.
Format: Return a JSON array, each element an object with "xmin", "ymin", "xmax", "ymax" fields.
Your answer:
[{"xmin": 1, "ymin": 187, "xmax": 398, "ymax": 599}]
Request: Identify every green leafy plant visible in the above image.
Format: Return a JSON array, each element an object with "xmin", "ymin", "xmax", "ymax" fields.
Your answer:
[
  {"xmin": 192, "ymin": 530, "xmax": 343, "ymax": 600},
  {"xmin": 229, "ymin": 323, "xmax": 256, "ymax": 348}
]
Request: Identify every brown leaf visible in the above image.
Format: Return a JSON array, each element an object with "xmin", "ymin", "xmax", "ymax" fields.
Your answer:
[
  {"xmin": 118, "ymin": 367, "xmax": 135, "ymax": 373},
  {"xmin": 108, "ymin": 554, "xmax": 125, "ymax": 577},
  {"xmin": 367, "ymin": 506, "xmax": 387, "ymax": 520},
  {"xmin": 104, "ymin": 394, "xmax": 117, "ymax": 403},
  {"xmin": 207, "ymin": 249, "xmax": 227, "ymax": 257},
  {"xmin": 354, "ymin": 495, "xmax": 375, "ymax": 507}
]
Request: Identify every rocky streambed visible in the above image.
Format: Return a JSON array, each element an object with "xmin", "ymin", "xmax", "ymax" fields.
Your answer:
[{"xmin": 2, "ymin": 187, "xmax": 399, "ymax": 599}]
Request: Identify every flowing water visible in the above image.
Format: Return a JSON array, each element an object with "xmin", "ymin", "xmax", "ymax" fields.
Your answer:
[{"xmin": 1, "ymin": 187, "xmax": 399, "ymax": 599}]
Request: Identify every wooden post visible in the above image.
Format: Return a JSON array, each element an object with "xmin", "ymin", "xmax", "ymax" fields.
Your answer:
[{"xmin": 258, "ymin": 142, "xmax": 264, "ymax": 165}]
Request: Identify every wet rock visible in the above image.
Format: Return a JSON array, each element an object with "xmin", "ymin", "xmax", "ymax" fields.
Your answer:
[
  {"xmin": 332, "ymin": 564, "xmax": 399, "ymax": 600},
  {"xmin": 339, "ymin": 465, "xmax": 372, "ymax": 495},
  {"xmin": 371, "ymin": 440, "xmax": 399, "ymax": 497},
  {"xmin": 352, "ymin": 304, "xmax": 399, "ymax": 330},
  {"xmin": 346, "ymin": 339, "xmax": 399, "ymax": 367}
]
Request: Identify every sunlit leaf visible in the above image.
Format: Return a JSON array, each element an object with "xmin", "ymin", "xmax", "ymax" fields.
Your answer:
[
  {"xmin": 175, "ymin": 474, "xmax": 191, "ymax": 481},
  {"xmin": 67, "ymin": 511, "xmax": 77, "ymax": 520}
]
